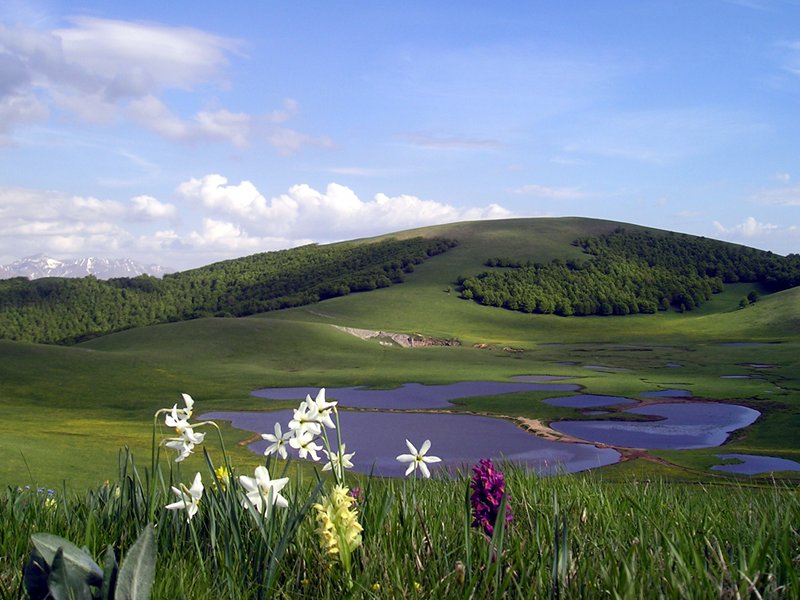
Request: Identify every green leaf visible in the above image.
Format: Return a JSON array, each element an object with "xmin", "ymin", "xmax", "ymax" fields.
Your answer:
[
  {"xmin": 101, "ymin": 544, "xmax": 119, "ymax": 600},
  {"xmin": 31, "ymin": 533, "xmax": 104, "ymax": 587},
  {"xmin": 115, "ymin": 524, "xmax": 156, "ymax": 600},
  {"xmin": 48, "ymin": 547, "xmax": 94, "ymax": 600}
]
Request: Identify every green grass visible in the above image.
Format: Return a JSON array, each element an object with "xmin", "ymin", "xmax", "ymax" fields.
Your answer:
[{"xmin": 2, "ymin": 447, "xmax": 797, "ymax": 599}]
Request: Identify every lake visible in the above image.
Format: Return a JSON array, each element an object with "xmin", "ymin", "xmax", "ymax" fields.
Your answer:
[
  {"xmin": 550, "ymin": 402, "xmax": 760, "ymax": 449},
  {"xmin": 202, "ymin": 409, "xmax": 621, "ymax": 477}
]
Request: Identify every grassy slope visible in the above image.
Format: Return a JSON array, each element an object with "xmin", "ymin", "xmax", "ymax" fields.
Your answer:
[{"xmin": 1, "ymin": 217, "xmax": 798, "ymax": 489}]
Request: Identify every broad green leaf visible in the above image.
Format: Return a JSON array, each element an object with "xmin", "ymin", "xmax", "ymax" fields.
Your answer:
[
  {"xmin": 102, "ymin": 544, "xmax": 119, "ymax": 600},
  {"xmin": 31, "ymin": 533, "xmax": 103, "ymax": 587},
  {"xmin": 48, "ymin": 547, "xmax": 94, "ymax": 600},
  {"xmin": 115, "ymin": 524, "xmax": 156, "ymax": 600}
]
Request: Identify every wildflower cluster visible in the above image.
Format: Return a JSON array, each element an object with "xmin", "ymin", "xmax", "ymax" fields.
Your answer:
[
  {"xmin": 470, "ymin": 458, "xmax": 512, "ymax": 537},
  {"xmin": 263, "ymin": 388, "xmax": 356, "ymax": 482}
]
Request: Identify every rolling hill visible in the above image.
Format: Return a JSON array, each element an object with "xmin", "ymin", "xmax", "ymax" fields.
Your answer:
[{"xmin": 0, "ymin": 217, "xmax": 798, "ymax": 489}]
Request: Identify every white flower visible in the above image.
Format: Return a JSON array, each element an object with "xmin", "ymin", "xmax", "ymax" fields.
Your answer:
[
  {"xmin": 165, "ymin": 393, "xmax": 195, "ymax": 428},
  {"xmin": 239, "ymin": 466, "xmax": 289, "ymax": 516},
  {"xmin": 396, "ymin": 439, "xmax": 442, "ymax": 478},
  {"xmin": 323, "ymin": 444, "xmax": 355, "ymax": 479},
  {"xmin": 289, "ymin": 430, "xmax": 323, "ymax": 461},
  {"xmin": 262, "ymin": 422, "xmax": 292, "ymax": 460},
  {"xmin": 310, "ymin": 388, "xmax": 337, "ymax": 430},
  {"xmin": 164, "ymin": 426, "xmax": 206, "ymax": 462},
  {"xmin": 165, "ymin": 472, "xmax": 203, "ymax": 521},
  {"xmin": 288, "ymin": 400, "xmax": 323, "ymax": 437}
]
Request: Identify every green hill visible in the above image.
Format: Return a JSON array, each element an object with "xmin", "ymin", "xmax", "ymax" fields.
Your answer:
[{"xmin": 0, "ymin": 217, "xmax": 798, "ymax": 489}]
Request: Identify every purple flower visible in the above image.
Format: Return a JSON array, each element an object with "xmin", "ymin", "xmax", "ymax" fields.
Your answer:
[{"xmin": 470, "ymin": 458, "xmax": 512, "ymax": 537}]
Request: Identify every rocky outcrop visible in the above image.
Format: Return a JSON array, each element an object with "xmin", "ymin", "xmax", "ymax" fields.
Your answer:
[{"xmin": 332, "ymin": 325, "xmax": 460, "ymax": 348}]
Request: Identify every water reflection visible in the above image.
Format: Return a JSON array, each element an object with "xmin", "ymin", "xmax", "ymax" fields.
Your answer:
[
  {"xmin": 551, "ymin": 403, "xmax": 760, "ymax": 450},
  {"xmin": 202, "ymin": 409, "xmax": 620, "ymax": 477},
  {"xmin": 711, "ymin": 453, "xmax": 800, "ymax": 475}
]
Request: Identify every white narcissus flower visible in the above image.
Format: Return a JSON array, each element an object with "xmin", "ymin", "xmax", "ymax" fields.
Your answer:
[
  {"xmin": 164, "ymin": 426, "xmax": 206, "ymax": 462},
  {"xmin": 289, "ymin": 430, "xmax": 323, "ymax": 461},
  {"xmin": 262, "ymin": 422, "xmax": 292, "ymax": 459},
  {"xmin": 310, "ymin": 388, "xmax": 337, "ymax": 430},
  {"xmin": 322, "ymin": 444, "xmax": 355, "ymax": 479},
  {"xmin": 288, "ymin": 400, "xmax": 323, "ymax": 437},
  {"xmin": 165, "ymin": 472, "xmax": 203, "ymax": 521},
  {"xmin": 396, "ymin": 439, "xmax": 442, "ymax": 478},
  {"xmin": 239, "ymin": 466, "xmax": 289, "ymax": 516}
]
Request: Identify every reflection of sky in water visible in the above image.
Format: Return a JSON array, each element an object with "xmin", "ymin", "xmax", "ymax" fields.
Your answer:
[
  {"xmin": 551, "ymin": 403, "xmax": 760, "ymax": 449},
  {"xmin": 544, "ymin": 394, "xmax": 637, "ymax": 408},
  {"xmin": 252, "ymin": 381, "xmax": 580, "ymax": 410},
  {"xmin": 202, "ymin": 410, "xmax": 620, "ymax": 477},
  {"xmin": 711, "ymin": 454, "xmax": 800, "ymax": 475}
]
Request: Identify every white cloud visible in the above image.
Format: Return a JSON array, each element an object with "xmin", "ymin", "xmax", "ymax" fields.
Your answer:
[
  {"xmin": 129, "ymin": 195, "xmax": 177, "ymax": 220},
  {"xmin": 751, "ymin": 185, "xmax": 800, "ymax": 206},
  {"xmin": 265, "ymin": 127, "xmax": 334, "ymax": 155},
  {"xmin": 511, "ymin": 184, "xmax": 587, "ymax": 200},
  {"xmin": 0, "ymin": 20, "xmax": 327, "ymax": 152},
  {"xmin": 177, "ymin": 174, "xmax": 512, "ymax": 239},
  {"xmin": 128, "ymin": 95, "xmax": 253, "ymax": 147},
  {"xmin": 0, "ymin": 186, "xmax": 132, "ymax": 259},
  {"xmin": 54, "ymin": 17, "xmax": 240, "ymax": 93},
  {"xmin": 713, "ymin": 216, "xmax": 786, "ymax": 237}
]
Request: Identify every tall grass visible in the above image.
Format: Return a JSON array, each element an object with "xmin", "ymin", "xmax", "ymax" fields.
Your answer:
[{"xmin": 2, "ymin": 451, "xmax": 797, "ymax": 599}]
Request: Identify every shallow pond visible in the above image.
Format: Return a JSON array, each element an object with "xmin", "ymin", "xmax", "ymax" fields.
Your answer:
[
  {"xmin": 550, "ymin": 403, "xmax": 760, "ymax": 450},
  {"xmin": 544, "ymin": 394, "xmax": 636, "ymax": 409},
  {"xmin": 202, "ymin": 410, "xmax": 621, "ymax": 477},
  {"xmin": 251, "ymin": 380, "xmax": 580, "ymax": 410},
  {"xmin": 711, "ymin": 453, "xmax": 800, "ymax": 475}
]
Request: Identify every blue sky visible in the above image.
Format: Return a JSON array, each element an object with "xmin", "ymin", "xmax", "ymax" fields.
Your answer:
[{"xmin": 1, "ymin": 1, "xmax": 799, "ymax": 270}]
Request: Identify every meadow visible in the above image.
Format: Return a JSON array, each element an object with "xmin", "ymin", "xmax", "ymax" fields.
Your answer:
[{"xmin": 1, "ymin": 217, "xmax": 798, "ymax": 597}]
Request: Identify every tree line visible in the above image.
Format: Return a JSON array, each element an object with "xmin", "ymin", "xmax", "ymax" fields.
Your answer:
[
  {"xmin": 0, "ymin": 237, "xmax": 457, "ymax": 344},
  {"xmin": 459, "ymin": 228, "xmax": 800, "ymax": 316}
]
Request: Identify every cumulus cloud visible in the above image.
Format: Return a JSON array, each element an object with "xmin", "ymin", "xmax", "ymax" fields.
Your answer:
[
  {"xmin": 0, "ymin": 186, "xmax": 131, "ymax": 259},
  {"xmin": 713, "ymin": 217, "xmax": 780, "ymax": 237},
  {"xmin": 129, "ymin": 195, "xmax": 177, "ymax": 220},
  {"xmin": 177, "ymin": 174, "xmax": 511, "ymax": 239}
]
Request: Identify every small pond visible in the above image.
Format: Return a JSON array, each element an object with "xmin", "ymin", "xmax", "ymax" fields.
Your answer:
[
  {"xmin": 251, "ymin": 380, "xmax": 581, "ymax": 410},
  {"xmin": 544, "ymin": 394, "xmax": 637, "ymax": 409},
  {"xmin": 550, "ymin": 402, "xmax": 760, "ymax": 450},
  {"xmin": 711, "ymin": 454, "xmax": 800, "ymax": 475},
  {"xmin": 202, "ymin": 410, "xmax": 621, "ymax": 477}
]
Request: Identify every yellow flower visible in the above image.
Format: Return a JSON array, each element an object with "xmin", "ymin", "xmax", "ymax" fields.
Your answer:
[
  {"xmin": 313, "ymin": 485, "xmax": 363, "ymax": 573},
  {"xmin": 214, "ymin": 466, "xmax": 230, "ymax": 491}
]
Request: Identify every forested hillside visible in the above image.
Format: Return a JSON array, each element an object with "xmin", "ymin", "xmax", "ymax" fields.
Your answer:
[
  {"xmin": 459, "ymin": 228, "xmax": 800, "ymax": 316},
  {"xmin": 0, "ymin": 237, "xmax": 456, "ymax": 344}
]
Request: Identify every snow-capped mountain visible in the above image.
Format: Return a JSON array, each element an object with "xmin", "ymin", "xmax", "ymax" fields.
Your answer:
[{"xmin": 0, "ymin": 254, "xmax": 172, "ymax": 280}]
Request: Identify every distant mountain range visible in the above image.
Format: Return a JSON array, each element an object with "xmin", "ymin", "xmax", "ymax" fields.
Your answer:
[{"xmin": 0, "ymin": 254, "xmax": 172, "ymax": 280}]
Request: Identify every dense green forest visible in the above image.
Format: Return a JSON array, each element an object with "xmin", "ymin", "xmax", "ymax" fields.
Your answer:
[
  {"xmin": 460, "ymin": 228, "xmax": 800, "ymax": 316},
  {"xmin": 0, "ymin": 237, "xmax": 456, "ymax": 344}
]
